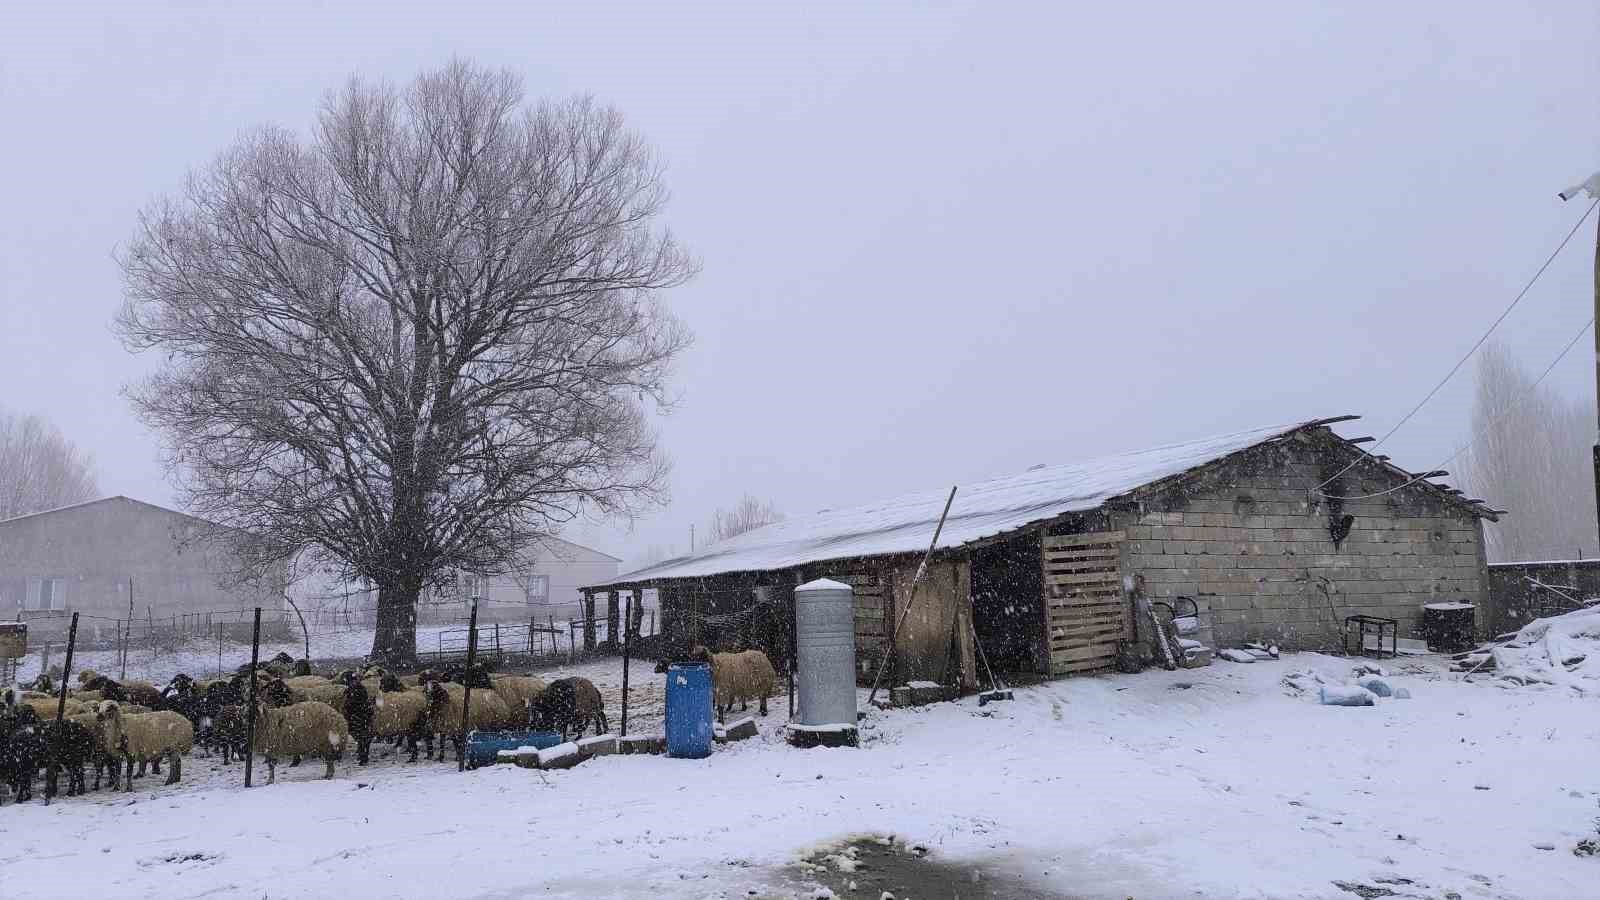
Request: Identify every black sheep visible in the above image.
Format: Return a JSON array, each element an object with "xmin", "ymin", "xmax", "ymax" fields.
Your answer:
[
  {"xmin": 40, "ymin": 718, "xmax": 95, "ymax": 798},
  {"xmin": 341, "ymin": 675, "xmax": 376, "ymax": 766},
  {"xmin": 1, "ymin": 707, "xmax": 43, "ymax": 803},
  {"xmin": 81, "ymin": 675, "xmax": 129, "ymax": 702}
]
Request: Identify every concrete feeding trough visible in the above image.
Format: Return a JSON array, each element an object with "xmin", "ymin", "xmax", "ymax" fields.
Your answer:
[
  {"xmin": 888, "ymin": 680, "xmax": 955, "ymax": 708},
  {"xmin": 713, "ymin": 716, "xmax": 759, "ymax": 744},
  {"xmin": 534, "ymin": 741, "xmax": 583, "ymax": 770},
  {"xmin": 618, "ymin": 734, "xmax": 667, "ymax": 755},
  {"xmin": 577, "ymin": 734, "xmax": 618, "ymax": 758}
]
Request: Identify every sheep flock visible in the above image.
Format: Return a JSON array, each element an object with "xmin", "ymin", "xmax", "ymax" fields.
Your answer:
[{"xmin": 0, "ymin": 653, "xmax": 617, "ymax": 805}]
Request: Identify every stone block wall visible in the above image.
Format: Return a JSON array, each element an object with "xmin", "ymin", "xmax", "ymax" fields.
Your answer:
[{"xmin": 1107, "ymin": 433, "xmax": 1490, "ymax": 650}]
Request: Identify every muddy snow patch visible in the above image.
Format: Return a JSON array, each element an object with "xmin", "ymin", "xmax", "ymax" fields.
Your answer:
[{"xmin": 137, "ymin": 851, "xmax": 223, "ymax": 870}]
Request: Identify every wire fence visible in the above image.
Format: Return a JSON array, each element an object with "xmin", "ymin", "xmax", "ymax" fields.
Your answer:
[{"xmin": 2, "ymin": 601, "xmax": 659, "ymax": 688}]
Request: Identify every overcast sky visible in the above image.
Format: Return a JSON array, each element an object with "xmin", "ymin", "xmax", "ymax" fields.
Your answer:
[{"xmin": 3, "ymin": 2, "xmax": 1598, "ymax": 568}]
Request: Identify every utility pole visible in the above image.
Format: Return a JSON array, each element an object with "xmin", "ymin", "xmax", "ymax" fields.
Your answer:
[
  {"xmin": 1560, "ymin": 174, "xmax": 1600, "ymax": 548},
  {"xmin": 690, "ymin": 524, "xmax": 695, "ymax": 554}
]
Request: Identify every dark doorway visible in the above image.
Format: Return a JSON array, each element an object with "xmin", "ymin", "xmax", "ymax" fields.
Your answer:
[{"xmin": 971, "ymin": 533, "xmax": 1047, "ymax": 675}]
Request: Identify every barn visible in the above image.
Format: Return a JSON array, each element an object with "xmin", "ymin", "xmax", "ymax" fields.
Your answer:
[{"xmin": 583, "ymin": 418, "xmax": 1500, "ymax": 688}]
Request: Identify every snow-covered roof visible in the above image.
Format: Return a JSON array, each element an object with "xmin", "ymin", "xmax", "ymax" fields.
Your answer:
[{"xmin": 594, "ymin": 420, "xmax": 1332, "ymax": 587}]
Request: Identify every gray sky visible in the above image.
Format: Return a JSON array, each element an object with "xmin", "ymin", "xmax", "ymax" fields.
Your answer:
[{"xmin": 3, "ymin": 2, "xmax": 1598, "ymax": 568}]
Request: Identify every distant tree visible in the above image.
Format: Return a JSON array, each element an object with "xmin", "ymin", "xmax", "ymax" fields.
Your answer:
[
  {"xmin": 708, "ymin": 495, "xmax": 784, "ymax": 543},
  {"xmin": 115, "ymin": 60, "xmax": 695, "ymax": 664},
  {"xmin": 0, "ymin": 409, "xmax": 99, "ymax": 520},
  {"xmin": 1457, "ymin": 341, "xmax": 1595, "ymax": 561}
]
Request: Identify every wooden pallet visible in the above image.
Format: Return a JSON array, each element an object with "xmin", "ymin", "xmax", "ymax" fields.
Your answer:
[
  {"xmin": 1043, "ymin": 531, "xmax": 1130, "ymax": 674},
  {"xmin": 825, "ymin": 572, "xmax": 891, "ymax": 678}
]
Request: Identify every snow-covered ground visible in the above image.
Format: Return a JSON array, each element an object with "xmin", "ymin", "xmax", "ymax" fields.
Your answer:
[{"xmin": 2, "ymin": 652, "xmax": 1597, "ymax": 899}]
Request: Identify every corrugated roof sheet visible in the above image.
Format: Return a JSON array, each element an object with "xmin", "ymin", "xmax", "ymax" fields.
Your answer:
[{"xmin": 594, "ymin": 420, "xmax": 1319, "ymax": 587}]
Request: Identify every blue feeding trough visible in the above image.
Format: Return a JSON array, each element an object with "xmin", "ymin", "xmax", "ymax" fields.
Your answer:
[
  {"xmin": 464, "ymin": 729, "xmax": 563, "ymax": 769},
  {"xmin": 665, "ymin": 662, "xmax": 714, "ymax": 759}
]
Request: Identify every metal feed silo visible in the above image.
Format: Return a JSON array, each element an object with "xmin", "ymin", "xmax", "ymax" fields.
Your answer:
[{"xmin": 794, "ymin": 578, "xmax": 857, "ymax": 728}]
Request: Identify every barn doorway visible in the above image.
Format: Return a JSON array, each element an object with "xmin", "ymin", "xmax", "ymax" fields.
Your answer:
[{"xmin": 970, "ymin": 535, "xmax": 1049, "ymax": 676}]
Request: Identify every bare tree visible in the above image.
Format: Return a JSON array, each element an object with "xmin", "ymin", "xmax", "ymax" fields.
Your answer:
[
  {"xmin": 0, "ymin": 409, "xmax": 99, "ymax": 520},
  {"xmin": 115, "ymin": 61, "xmax": 695, "ymax": 664},
  {"xmin": 1458, "ymin": 341, "xmax": 1596, "ymax": 561},
  {"xmin": 709, "ymin": 495, "xmax": 784, "ymax": 543}
]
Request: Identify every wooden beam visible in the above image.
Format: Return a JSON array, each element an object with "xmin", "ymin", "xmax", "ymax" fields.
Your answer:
[
  {"xmin": 1345, "ymin": 436, "xmax": 1376, "ymax": 444},
  {"xmin": 1307, "ymin": 414, "xmax": 1362, "ymax": 427}
]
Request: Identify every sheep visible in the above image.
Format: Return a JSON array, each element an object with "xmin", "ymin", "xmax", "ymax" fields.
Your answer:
[
  {"xmin": 284, "ymin": 675, "xmax": 331, "ymax": 692},
  {"xmin": 199, "ymin": 705, "xmax": 247, "ymax": 764},
  {"xmin": 122, "ymin": 680, "xmax": 162, "ymax": 708},
  {"xmin": 40, "ymin": 718, "xmax": 96, "ymax": 797},
  {"xmin": 368, "ymin": 686, "xmax": 429, "ymax": 762},
  {"xmin": 64, "ymin": 701, "xmax": 124, "ymax": 792},
  {"xmin": 251, "ymin": 700, "xmax": 349, "ymax": 782},
  {"xmin": 420, "ymin": 682, "xmax": 511, "ymax": 762},
  {"xmin": 692, "ymin": 646, "xmax": 777, "ymax": 723},
  {"xmin": 0, "ymin": 705, "xmax": 43, "ymax": 803},
  {"xmin": 77, "ymin": 669, "xmax": 100, "ymax": 686},
  {"xmin": 299, "ymin": 682, "xmax": 349, "ymax": 707},
  {"xmin": 79, "ymin": 675, "xmax": 128, "ymax": 702},
  {"xmin": 11, "ymin": 694, "xmax": 87, "ymax": 721},
  {"xmin": 341, "ymin": 675, "xmax": 375, "ymax": 765},
  {"xmin": 527, "ymin": 677, "xmax": 607, "ymax": 740},
  {"xmin": 73, "ymin": 689, "xmax": 105, "ymax": 703},
  {"xmin": 489, "ymin": 675, "xmax": 547, "ymax": 723},
  {"xmin": 119, "ymin": 709, "xmax": 194, "ymax": 788}
]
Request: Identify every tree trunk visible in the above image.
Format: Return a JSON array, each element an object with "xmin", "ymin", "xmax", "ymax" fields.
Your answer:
[{"xmin": 371, "ymin": 583, "xmax": 419, "ymax": 665}]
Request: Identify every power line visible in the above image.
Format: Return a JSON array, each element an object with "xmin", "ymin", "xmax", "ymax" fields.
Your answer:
[
  {"xmin": 1319, "ymin": 315, "xmax": 1595, "ymax": 502},
  {"xmin": 1317, "ymin": 196, "xmax": 1600, "ymax": 491}
]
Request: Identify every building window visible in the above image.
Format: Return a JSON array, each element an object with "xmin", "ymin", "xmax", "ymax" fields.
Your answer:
[
  {"xmin": 462, "ymin": 573, "xmax": 484, "ymax": 599},
  {"xmin": 26, "ymin": 577, "xmax": 65, "ymax": 611},
  {"xmin": 525, "ymin": 575, "xmax": 549, "ymax": 604}
]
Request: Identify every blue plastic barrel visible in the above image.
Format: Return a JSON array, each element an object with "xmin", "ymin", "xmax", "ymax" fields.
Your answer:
[{"xmin": 664, "ymin": 662, "xmax": 714, "ymax": 759}]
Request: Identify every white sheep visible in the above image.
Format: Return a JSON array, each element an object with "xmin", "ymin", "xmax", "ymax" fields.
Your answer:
[
  {"xmin": 693, "ymin": 646, "xmax": 778, "ymax": 723},
  {"xmin": 251, "ymin": 700, "xmax": 350, "ymax": 782},
  {"xmin": 283, "ymin": 675, "xmax": 331, "ymax": 692},
  {"xmin": 489, "ymin": 675, "xmax": 546, "ymax": 724},
  {"xmin": 420, "ymin": 682, "xmax": 512, "ymax": 761},
  {"xmin": 370, "ymin": 689, "xmax": 430, "ymax": 761},
  {"xmin": 120, "ymin": 709, "xmax": 194, "ymax": 788}
]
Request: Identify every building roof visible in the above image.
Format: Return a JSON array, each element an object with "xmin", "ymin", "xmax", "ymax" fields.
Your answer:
[
  {"xmin": 590, "ymin": 417, "xmax": 1495, "ymax": 589},
  {"xmin": 0, "ymin": 495, "xmax": 219, "ymax": 529},
  {"xmin": 534, "ymin": 535, "xmax": 622, "ymax": 564}
]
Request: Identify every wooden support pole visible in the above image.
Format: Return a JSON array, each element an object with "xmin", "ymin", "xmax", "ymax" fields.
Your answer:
[{"xmin": 244, "ymin": 607, "xmax": 262, "ymax": 788}]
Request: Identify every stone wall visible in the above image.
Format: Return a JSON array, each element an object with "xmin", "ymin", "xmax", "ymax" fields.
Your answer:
[
  {"xmin": 1485, "ymin": 560, "xmax": 1600, "ymax": 635},
  {"xmin": 1107, "ymin": 432, "xmax": 1490, "ymax": 650}
]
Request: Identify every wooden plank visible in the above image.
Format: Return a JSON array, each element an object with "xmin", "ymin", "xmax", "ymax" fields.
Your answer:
[
  {"xmin": 1051, "ymin": 630, "xmax": 1125, "ymax": 649},
  {"xmin": 1043, "ymin": 562, "xmax": 1119, "ymax": 575},
  {"xmin": 1043, "ymin": 544, "xmax": 1120, "ymax": 557},
  {"xmin": 1046, "ymin": 572, "xmax": 1123, "ymax": 587},
  {"xmin": 1051, "ymin": 645, "xmax": 1118, "ymax": 664},
  {"xmin": 1050, "ymin": 612, "xmax": 1125, "ymax": 628},
  {"xmin": 1043, "ymin": 531, "xmax": 1125, "ymax": 550},
  {"xmin": 1043, "ymin": 550, "xmax": 1121, "ymax": 564},
  {"xmin": 1052, "ymin": 655, "xmax": 1116, "ymax": 674}
]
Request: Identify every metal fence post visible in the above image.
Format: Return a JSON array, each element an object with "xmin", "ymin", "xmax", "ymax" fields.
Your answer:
[
  {"xmin": 244, "ymin": 607, "xmax": 261, "ymax": 788},
  {"xmin": 46, "ymin": 612, "xmax": 80, "ymax": 801},
  {"xmin": 458, "ymin": 599, "xmax": 480, "ymax": 772},
  {"xmin": 620, "ymin": 593, "xmax": 632, "ymax": 736}
]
